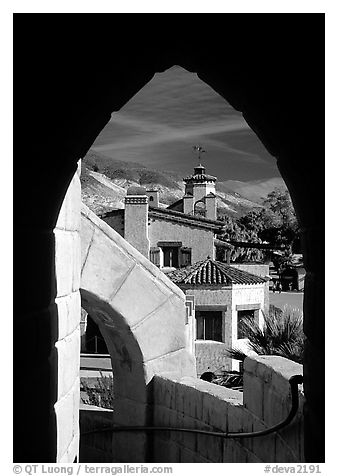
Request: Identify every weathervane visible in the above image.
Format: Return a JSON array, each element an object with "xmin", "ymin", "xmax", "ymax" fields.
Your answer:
[{"xmin": 193, "ymin": 145, "xmax": 206, "ymax": 162}]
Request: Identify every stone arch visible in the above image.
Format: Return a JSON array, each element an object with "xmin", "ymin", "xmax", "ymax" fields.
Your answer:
[{"xmin": 80, "ymin": 204, "xmax": 196, "ymax": 461}]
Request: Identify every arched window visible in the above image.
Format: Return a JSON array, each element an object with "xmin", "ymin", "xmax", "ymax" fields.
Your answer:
[{"xmin": 194, "ymin": 200, "xmax": 206, "ymax": 217}]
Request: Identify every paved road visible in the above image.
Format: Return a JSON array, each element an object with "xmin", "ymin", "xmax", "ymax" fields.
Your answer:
[
  {"xmin": 269, "ymin": 291, "xmax": 304, "ymax": 312},
  {"xmin": 80, "ymin": 354, "xmax": 112, "ymax": 379}
]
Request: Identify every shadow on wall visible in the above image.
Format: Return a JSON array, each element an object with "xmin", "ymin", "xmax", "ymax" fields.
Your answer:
[{"xmin": 80, "ymin": 289, "xmax": 148, "ymax": 463}]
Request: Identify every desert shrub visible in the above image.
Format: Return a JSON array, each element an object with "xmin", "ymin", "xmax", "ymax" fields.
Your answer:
[
  {"xmin": 81, "ymin": 372, "xmax": 114, "ymax": 410},
  {"xmin": 226, "ymin": 306, "xmax": 304, "ymax": 365}
]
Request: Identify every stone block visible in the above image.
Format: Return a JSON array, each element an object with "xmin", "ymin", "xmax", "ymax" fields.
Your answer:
[
  {"xmin": 58, "ymin": 431, "xmax": 79, "ymax": 463},
  {"xmin": 152, "ymin": 404, "xmax": 173, "ymax": 431},
  {"xmin": 179, "ymin": 445, "xmax": 198, "ymax": 463},
  {"xmin": 54, "ymin": 229, "xmax": 75, "ymax": 297},
  {"xmin": 252, "ymin": 356, "xmax": 302, "ymax": 394},
  {"xmin": 255, "ymin": 359, "xmax": 274, "ymax": 385},
  {"xmin": 153, "ymin": 376, "xmax": 177, "ymax": 410},
  {"xmin": 56, "ymin": 170, "xmax": 81, "ymax": 233},
  {"xmin": 179, "ymin": 415, "xmax": 199, "ymax": 453},
  {"xmin": 113, "ymin": 432, "xmax": 147, "ymax": 463},
  {"xmin": 243, "ymin": 356, "xmax": 258, "ymax": 374},
  {"xmin": 56, "ymin": 327, "xmax": 80, "ymax": 399},
  {"xmin": 174, "ymin": 382, "xmax": 186, "ymax": 415},
  {"xmin": 251, "ymin": 420, "xmax": 277, "ymax": 463},
  {"xmin": 275, "ymin": 432, "xmax": 299, "ymax": 462},
  {"xmin": 182, "ymin": 383, "xmax": 204, "ymax": 421},
  {"xmin": 222, "ymin": 439, "xmax": 235, "ymax": 463},
  {"xmin": 145, "ymin": 349, "xmax": 196, "ymax": 382},
  {"xmin": 202, "ymin": 432, "xmax": 223, "ymax": 462},
  {"xmin": 109, "ymin": 399, "xmax": 148, "ymax": 462},
  {"xmin": 195, "ymin": 426, "xmax": 219, "ymax": 462},
  {"xmin": 72, "ymin": 376, "xmax": 80, "ymax": 444},
  {"xmin": 111, "ymin": 356, "xmax": 148, "ymax": 404},
  {"xmin": 276, "ymin": 415, "xmax": 304, "ymax": 462},
  {"xmin": 153, "ymin": 437, "xmax": 180, "ymax": 463},
  {"xmin": 113, "ymin": 398, "xmax": 149, "ymax": 426},
  {"xmin": 56, "ymin": 291, "xmax": 81, "ymax": 341},
  {"xmin": 235, "ymin": 415, "xmax": 254, "ymax": 454},
  {"xmin": 133, "ymin": 298, "xmax": 187, "ymax": 363},
  {"xmin": 81, "ymin": 204, "xmax": 184, "ymax": 301},
  {"xmin": 168, "ymin": 407, "xmax": 181, "ymax": 432},
  {"xmin": 263, "ymin": 387, "xmax": 287, "ymax": 427},
  {"xmin": 243, "ymin": 373, "xmax": 264, "ymax": 418},
  {"xmin": 229, "ymin": 441, "xmax": 251, "ymax": 462},
  {"xmin": 72, "ymin": 232, "xmax": 81, "ymax": 292},
  {"xmin": 81, "ymin": 228, "xmax": 136, "ymax": 302},
  {"xmin": 80, "ymin": 217, "xmax": 96, "ymax": 271},
  {"xmin": 201, "ymin": 392, "xmax": 227, "ymax": 431},
  {"xmin": 67, "ymin": 173, "xmax": 81, "ymax": 232},
  {"xmin": 227, "ymin": 403, "xmax": 245, "ymax": 433},
  {"xmin": 110, "ymin": 263, "xmax": 174, "ymax": 328},
  {"xmin": 169, "ymin": 410, "xmax": 184, "ymax": 445},
  {"xmin": 55, "ymin": 387, "xmax": 77, "ymax": 461},
  {"xmin": 245, "ymin": 448, "xmax": 264, "ymax": 463}
]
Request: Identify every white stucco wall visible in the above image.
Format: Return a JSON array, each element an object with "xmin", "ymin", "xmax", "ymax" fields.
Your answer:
[
  {"xmin": 231, "ymin": 284, "xmax": 266, "ymax": 369},
  {"xmin": 192, "ymin": 182, "xmax": 215, "ymax": 202},
  {"xmin": 180, "ymin": 283, "xmax": 266, "ymax": 373},
  {"xmin": 180, "ymin": 286, "xmax": 233, "ymax": 375},
  {"xmin": 149, "ymin": 219, "xmax": 215, "ymax": 263}
]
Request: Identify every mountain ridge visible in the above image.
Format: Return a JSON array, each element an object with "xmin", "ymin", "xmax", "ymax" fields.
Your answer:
[{"xmin": 81, "ymin": 150, "xmax": 281, "ymax": 216}]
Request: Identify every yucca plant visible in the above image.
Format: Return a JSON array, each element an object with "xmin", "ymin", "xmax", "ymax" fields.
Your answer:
[{"xmin": 226, "ymin": 305, "xmax": 304, "ymax": 365}]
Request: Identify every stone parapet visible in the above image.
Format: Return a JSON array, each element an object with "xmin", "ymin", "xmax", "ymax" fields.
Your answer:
[{"xmin": 151, "ymin": 355, "xmax": 304, "ymax": 463}]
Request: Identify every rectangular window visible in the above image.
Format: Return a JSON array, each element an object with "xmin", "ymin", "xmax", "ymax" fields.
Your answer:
[
  {"xmin": 196, "ymin": 311, "xmax": 222, "ymax": 342},
  {"xmin": 237, "ymin": 309, "xmax": 256, "ymax": 339},
  {"xmin": 180, "ymin": 247, "xmax": 192, "ymax": 267},
  {"xmin": 150, "ymin": 247, "xmax": 160, "ymax": 267},
  {"xmin": 163, "ymin": 247, "xmax": 179, "ymax": 267}
]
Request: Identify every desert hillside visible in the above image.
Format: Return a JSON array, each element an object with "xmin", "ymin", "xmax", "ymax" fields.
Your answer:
[{"xmin": 81, "ymin": 150, "xmax": 265, "ymax": 217}]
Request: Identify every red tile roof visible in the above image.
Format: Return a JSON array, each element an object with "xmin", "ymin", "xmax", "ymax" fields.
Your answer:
[{"xmin": 168, "ymin": 258, "xmax": 268, "ymax": 286}]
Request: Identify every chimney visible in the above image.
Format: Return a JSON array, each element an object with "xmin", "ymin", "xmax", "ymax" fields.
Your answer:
[
  {"xmin": 124, "ymin": 187, "xmax": 150, "ymax": 258},
  {"xmin": 145, "ymin": 190, "xmax": 159, "ymax": 207},
  {"xmin": 205, "ymin": 192, "xmax": 217, "ymax": 220},
  {"xmin": 183, "ymin": 194, "xmax": 194, "ymax": 214}
]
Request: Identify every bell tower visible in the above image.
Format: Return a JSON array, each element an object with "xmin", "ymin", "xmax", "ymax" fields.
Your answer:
[{"xmin": 183, "ymin": 146, "xmax": 217, "ymax": 218}]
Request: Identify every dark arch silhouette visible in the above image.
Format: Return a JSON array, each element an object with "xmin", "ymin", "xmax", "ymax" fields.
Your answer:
[{"xmin": 14, "ymin": 15, "xmax": 324, "ymax": 462}]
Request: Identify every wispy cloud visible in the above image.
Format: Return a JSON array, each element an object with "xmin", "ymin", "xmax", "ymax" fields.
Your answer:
[
  {"xmin": 92, "ymin": 114, "xmax": 250, "ymax": 152},
  {"xmin": 90, "ymin": 66, "xmax": 279, "ymax": 181}
]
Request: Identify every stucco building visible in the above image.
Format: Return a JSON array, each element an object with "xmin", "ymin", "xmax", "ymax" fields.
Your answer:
[
  {"xmin": 100, "ymin": 164, "xmax": 233, "ymax": 268},
  {"xmin": 168, "ymin": 258, "xmax": 269, "ymax": 375},
  {"xmin": 98, "ymin": 164, "xmax": 270, "ymax": 371}
]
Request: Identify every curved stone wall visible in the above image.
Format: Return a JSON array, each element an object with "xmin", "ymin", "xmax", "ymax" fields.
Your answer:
[{"xmin": 80, "ymin": 204, "xmax": 196, "ymax": 461}]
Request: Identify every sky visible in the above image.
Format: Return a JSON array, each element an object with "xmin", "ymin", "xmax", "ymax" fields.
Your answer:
[{"xmin": 91, "ymin": 66, "xmax": 282, "ymax": 184}]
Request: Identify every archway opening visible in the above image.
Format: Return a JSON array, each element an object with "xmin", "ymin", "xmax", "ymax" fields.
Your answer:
[{"xmin": 82, "ymin": 64, "xmax": 303, "ymax": 375}]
